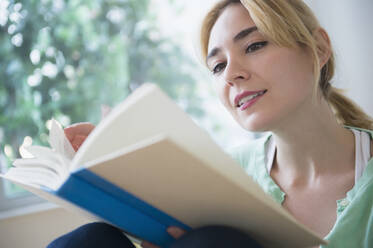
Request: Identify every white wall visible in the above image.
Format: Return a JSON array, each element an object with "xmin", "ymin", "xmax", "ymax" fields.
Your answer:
[{"xmin": 306, "ymin": 0, "xmax": 373, "ymax": 117}]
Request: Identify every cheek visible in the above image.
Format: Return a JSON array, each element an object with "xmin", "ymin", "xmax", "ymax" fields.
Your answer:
[
  {"xmin": 216, "ymin": 82, "xmax": 245, "ymax": 123},
  {"xmin": 216, "ymin": 80, "xmax": 231, "ymax": 108},
  {"xmin": 260, "ymin": 47, "xmax": 314, "ymax": 99}
]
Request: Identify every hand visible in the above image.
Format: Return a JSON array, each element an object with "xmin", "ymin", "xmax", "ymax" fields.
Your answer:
[
  {"xmin": 141, "ymin": 226, "xmax": 186, "ymax": 248},
  {"xmin": 64, "ymin": 122, "xmax": 95, "ymax": 151}
]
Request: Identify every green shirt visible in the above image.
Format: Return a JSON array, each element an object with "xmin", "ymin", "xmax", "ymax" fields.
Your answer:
[{"xmin": 230, "ymin": 126, "xmax": 373, "ymax": 247}]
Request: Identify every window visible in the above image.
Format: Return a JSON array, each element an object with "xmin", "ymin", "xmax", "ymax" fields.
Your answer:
[{"xmin": 0, "ymin": 0, "xmax": 255, "ymax": 213}]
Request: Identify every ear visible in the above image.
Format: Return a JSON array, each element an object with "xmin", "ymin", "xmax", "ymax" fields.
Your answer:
[{"xmin": 313, "ymin": 28, "xmax": 332, "ymax": 68}]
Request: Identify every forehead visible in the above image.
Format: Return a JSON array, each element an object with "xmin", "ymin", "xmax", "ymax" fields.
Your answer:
[{"xmin": 208, "ymin": 4, "xmax": 256, "ymax": 51}]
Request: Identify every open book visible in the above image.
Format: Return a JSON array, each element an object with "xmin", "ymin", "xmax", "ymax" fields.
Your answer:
[{"xmin": 1, "ymin": 84, "xmax": 326, "ymax": 248}]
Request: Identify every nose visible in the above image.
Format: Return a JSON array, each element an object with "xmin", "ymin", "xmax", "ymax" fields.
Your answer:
[{"xmin": 224, "ymin": 59, "xmax": 250, "ymax": 87}]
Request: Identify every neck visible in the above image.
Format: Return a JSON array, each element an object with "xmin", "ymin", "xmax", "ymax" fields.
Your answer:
[{"xmin": 270, "ymin": 97, "xmax": 355, "ymax": 185}]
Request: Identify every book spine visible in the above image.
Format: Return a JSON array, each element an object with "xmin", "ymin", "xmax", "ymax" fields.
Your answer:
[{"xmin": 56, "ymin": 171, "xmax": 190, "ymax": 248}]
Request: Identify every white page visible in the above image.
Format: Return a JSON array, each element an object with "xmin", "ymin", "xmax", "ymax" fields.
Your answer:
[
  {"xmin": 2, "ymin": 119, "xmax": 73, "ymax": 190},
  {"xmin": 13, "ymin": 151, "xmax": 69, "ymax": 179},
  {"xmin": 49, "ymin": 119, "xmax": 76, "ymax": 160},
  {"xmin": 2, "ymin": 167, "xmax": 61, "ymax": 190}
]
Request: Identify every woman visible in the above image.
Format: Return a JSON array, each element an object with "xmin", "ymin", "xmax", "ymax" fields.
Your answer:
[{"xmin": 49, "ymin": 0, "xmax": 373, "ymax": 247}]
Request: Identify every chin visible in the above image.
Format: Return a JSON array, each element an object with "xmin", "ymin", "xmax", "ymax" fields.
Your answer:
[{"xmin": 236, "ymin": 114, "xmax": 275, "ymax": 133}]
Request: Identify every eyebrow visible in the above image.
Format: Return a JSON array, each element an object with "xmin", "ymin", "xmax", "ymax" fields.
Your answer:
[
  {"xmin": 206, "ymin": 26, "xmax": 258, "ymax": 64},
  {"xmin": 233, "ymin": 26, "xmax": 258, "ymax": 42}
]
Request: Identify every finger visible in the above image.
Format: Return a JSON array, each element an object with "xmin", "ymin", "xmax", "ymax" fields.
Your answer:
[
  {"xmin": 140, "ymin": 240, "xmax": 160, "ymax": 248},
  {"xmin": 167, "ymin": 226, "xmax": 186, "ymax": 239},
  {"xmin": 64, "ymin": 127, "xmax": 74, "ymax": 141},
  {"xmin": 72, "ymin": 134, "xmax": 88, "ymax": 144},
  {"xmin": 71, "ymin": 135, "xmax": 88, "ymax": 151},
  {"xmin": 72, "ymin": 143, "xmax": 80, "ymax": 152},
  {"xmin": 64, "ymin": 122, "xmax": 95, "ymax": 138}
]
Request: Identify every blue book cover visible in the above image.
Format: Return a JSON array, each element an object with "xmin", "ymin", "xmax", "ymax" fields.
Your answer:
[{"xmin": 54, "ymin": 169, "xmax": 190, "ymax": 248}]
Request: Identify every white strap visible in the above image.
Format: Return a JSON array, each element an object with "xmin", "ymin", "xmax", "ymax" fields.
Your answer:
[
  {"xmin": 265, "ymin": 136, "xmax": 276, "ymax": 174},
  {"xmin": 352, "ymin": 129, "xmax": 371, "ymax": 182}
]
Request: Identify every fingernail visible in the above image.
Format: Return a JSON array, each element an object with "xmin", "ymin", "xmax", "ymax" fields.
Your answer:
[{"xmin": 167, "ymin": 227, "xmax": 181, "ymax": 236}]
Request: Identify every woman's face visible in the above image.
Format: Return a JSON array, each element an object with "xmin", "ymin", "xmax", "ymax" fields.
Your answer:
[{"xmin": 206, "ymin": 4, "xmax": 315, "ymax": 132}]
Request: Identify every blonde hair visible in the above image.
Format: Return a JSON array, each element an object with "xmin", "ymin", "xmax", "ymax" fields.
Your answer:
[{"xmin": 200, "ymin": 0, "xmax": 373, "ymax": 129}]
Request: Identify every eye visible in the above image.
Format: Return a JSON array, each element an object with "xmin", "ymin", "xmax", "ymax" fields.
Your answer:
[
  {"xmin": 212, "ymin": 62, "xmax": 227, "ymax": 74},
  {"xmin": 246, "ymin": 41, "xmax": 268, "ymax": 53}
]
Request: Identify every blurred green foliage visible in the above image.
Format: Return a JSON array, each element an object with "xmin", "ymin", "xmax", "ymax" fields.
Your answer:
[
  {"xmin": 0, "ymin": 0, "xmax": 203, "ymax": 162},
  {"xmin": 0, "ymin": 0, "xmax": 205, "ymax": 195}
]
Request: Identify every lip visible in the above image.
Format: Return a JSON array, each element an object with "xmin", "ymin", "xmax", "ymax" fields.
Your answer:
[{"xmin": 234, "ymin": 90, "xmax": 267, "ymax": 107}]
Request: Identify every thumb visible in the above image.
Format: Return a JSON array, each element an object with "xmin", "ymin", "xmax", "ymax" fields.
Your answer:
[
  {"xmin": 167, "ymin": 226, "xmax": 186, "ymax": 239},
  {"xmin": 140, "ymin": 240, "xmax": 160, "ymax": 248}
]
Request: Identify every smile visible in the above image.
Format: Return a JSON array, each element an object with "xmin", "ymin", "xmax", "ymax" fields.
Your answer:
[{"xmin": 235, "ymin": 90, "xmax": 267, "ymax": 110}]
